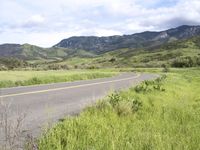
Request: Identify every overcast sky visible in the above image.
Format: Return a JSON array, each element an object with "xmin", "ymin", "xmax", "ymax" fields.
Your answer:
[{"xmin": 0, "ymin": 0, "xmax": 200, "ymax": 47}]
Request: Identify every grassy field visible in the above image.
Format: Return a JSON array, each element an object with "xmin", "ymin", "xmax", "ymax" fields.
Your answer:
[
  {"xmin": 37, "ymin": 68, "xmax": 200, "ymax": 150},
  {"xmin": 0, "ymin": 70, "xmax": 118, "ymax": 88}
]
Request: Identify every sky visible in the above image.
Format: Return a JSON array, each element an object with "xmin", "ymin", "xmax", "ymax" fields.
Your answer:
[{"xmin": 0, "ymin": 0, "xmax": 200, "ymax": 47}]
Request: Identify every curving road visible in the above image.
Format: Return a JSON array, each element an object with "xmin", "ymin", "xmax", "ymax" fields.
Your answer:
[{"xmin": 0, "ymin": 73, "xmax": 157, "ymax": 139}]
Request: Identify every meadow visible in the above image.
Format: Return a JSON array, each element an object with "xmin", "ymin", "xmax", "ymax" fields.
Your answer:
[
  {"xmin": 0, "ymin": 70, "xmax": 118, "ymax": 88},
  {"xmin": 37, "ymin": 68, "xmax": 200, "ymax": 150}
]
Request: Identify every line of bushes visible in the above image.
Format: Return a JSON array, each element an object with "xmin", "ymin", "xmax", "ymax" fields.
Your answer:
[{"xmin": 171, "ymin": 56, "xmax": 200, "ymax": 67}]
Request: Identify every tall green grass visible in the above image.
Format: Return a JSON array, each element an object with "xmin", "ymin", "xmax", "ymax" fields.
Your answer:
[
  {"xmin": 38, "ymin": 68, "xmax": 200, "ymax": 150},
  {"xmin": 0, "ymin": 70, "xmax": 117, "ymax": 88}
]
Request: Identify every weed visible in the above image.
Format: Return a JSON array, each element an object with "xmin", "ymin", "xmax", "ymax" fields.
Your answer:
[
  {"xmin": 134, "ymin": 75, "xmax": 166, "ymax": 93},
  {"xmin": 132, "ymin": 98, "xmax": 143, "ymax": 112},
  {"xmin": 0, "ymin": 102, "xmax": 26, "ymax": 150}
]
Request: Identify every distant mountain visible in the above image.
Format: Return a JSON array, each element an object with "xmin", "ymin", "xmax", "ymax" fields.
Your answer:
[
  {"xmin": 0, "ymin": 25, "xmax": 200, "ymax": 62},
  {"xmin": 0, "ymin": 44, "xmax": 22, "ymax": 57},
  {"xmin": 0, "ymin": 44, "xmax": 96, "ymax": 61},
  {"xmin": 54, "ymin": 25, "xmax": 200, "ymax": 53}
]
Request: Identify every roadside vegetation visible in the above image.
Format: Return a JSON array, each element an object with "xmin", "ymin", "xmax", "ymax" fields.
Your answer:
[
  {"xmin": 0, "ymin": 70, "xmax": 118, "ymax": 88},
  {"xmin": 37, "ymin": 68, "xmax": 200, "ymax": 150}
]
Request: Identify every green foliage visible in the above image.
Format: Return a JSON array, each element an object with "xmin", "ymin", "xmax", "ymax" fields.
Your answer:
[
  {"xmin": 38, "ymin": 69, "xmax": 200, "ymax": 150},
  {"xmin": 86, "ymin": 65, "xmax": 99, "ymax": 69},
  {"xmin": 108, "ymin": 92, "xmax": 122, "ymax": 107},
  {"xmin": 0, "ymin": 57, "xmax": 28, "ymax": 70},
  {"xmin": 171, "ymin": 56, "xmax": 200, "ymax": 67},
  {"xmin": 132, "ymin": 98, "xmax": 143, "ymax": 112},
  {"xmin": 109, "ymin": 57, "xmax": 116, "ymax": 63},
  {"xmin": 0, "ymin": 80, "xmax": 15, "ymax": 88},
  {"xmin": 134, "ymin": 75, "xmax": 166, "ymax": 93},
  {"xmin": 108, "ymin": 92, "xmax": 143, "ymax": 115},
  {"xmin": 46, "ymin": 64, "xmax": 69, "ymax": 70}
]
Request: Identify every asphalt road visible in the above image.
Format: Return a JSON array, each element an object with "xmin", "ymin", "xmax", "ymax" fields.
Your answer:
[{"xmin": 0, "ymin": 73, "xmax": 157, "ymax": 139}]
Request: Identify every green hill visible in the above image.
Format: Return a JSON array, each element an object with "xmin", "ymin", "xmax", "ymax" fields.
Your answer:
[
  {"xmin": 0, "ymin": 44, "xmax": 96, "ymax": 62},
  {"xmin": 55, "ymin": 36, "xmax": 200, "ymax": 68}
]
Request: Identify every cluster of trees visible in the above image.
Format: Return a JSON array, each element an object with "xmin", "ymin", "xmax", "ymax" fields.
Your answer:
[
  {"xmin": 46, "ymin": 64, "xmax": 69, "ymax": 70},
  {"xmin": 0, "ymin": 57, "xmax": 28, "ymax": 70},
  {"xmin": 171, "ymin": 56, "xmax": 200, "ymax": 67}
]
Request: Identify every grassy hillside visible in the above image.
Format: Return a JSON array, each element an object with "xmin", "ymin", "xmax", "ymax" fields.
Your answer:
[
  {"xmin": 55, "ymin": 36, "xmax": 200, "ymax": 68},
  {"xmin": 37, "ymin": 68, "xmax": 200, "ymax": 150},
  {"xmin": 22, "ymin": 45, "xmax": 96, "ymax": 62},
  {"xmin": 0, "ymin": 43, "xmax": 96, "ymax": 62}
]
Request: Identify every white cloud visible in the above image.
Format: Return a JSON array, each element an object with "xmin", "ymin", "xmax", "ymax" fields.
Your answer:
[
  {"xmin": 0, "ymin": 0, "xmax": 200, "ymax": 47},
  {"xmin": 22, "ymin": 15, "xmax": 45, "ymax": 29},
  {"xmin": 29, "ymin": 15, "xmax": 45, "ymax": 24}
]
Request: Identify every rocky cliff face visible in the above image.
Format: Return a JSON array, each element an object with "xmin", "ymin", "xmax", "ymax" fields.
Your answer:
[{"xmin": 54, "ymin": 25, "xmax": 200, "ymax": 53}]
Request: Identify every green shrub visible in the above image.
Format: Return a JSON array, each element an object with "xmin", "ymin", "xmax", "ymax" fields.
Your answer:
[
  {"xmin": 134, "ymin": 75, "xmax": 166, "ymax": 93},
  {"xmin": 108, "ymin": 92, "xmax": 122, "ymax": 107},
  {"xmin": 109, "ymin": 58, "xmax": 116, "ymax": 63},
  {"xmin": 171, "ymin": 56, "xmax": 200, "ymax": 67},
  {"xmin": 108, "ymin": 92, "xmax": 143, "ymax": 116},
  {"xmin": 132, "ymin": 98, "xmax": 143, "ymax": 112},
  {"xmin": 86, "ymin": 66, "xmax": 99, "ymax": 69}
]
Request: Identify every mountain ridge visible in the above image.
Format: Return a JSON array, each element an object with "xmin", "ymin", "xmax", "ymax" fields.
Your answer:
[
  {"xmin": 0, "ymin": 25, "xmax": 200, "ymax": 62},
  {"xmin": 54, "ymin": 25, "xmax": 200, "ymax": 53}
]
